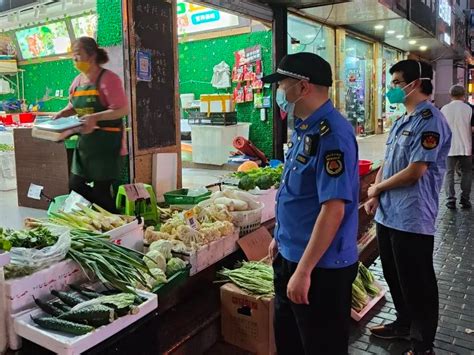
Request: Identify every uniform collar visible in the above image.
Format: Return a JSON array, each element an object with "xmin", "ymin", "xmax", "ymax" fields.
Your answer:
[
  {"xmin": 295, "ymin": 99, "xmax": 334, "ymax": 133},
  {"xmin": 401, "ymin": 100, "xmax": 431, "ymax": 123}
]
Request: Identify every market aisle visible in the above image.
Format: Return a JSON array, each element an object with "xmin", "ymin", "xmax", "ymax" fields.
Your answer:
[
  {"xmin": 349, "ymin": 181, "xmax": 474, "ymax": 355},
  {"xmin": 357, "ymin": 132, "xmax": 389, "ymax": 163}
]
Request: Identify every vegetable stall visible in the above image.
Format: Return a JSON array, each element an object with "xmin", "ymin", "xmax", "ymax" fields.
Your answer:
[{"xmin": 0, "ymin": 163, "xmax": 381, "ymax": 354}]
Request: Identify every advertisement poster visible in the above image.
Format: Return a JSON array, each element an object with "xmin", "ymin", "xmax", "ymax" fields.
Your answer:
[
  {"xmin": 16, "ymin": 21, "xmax": 71, "ymax": 59},
  {"xmin": 71, "ymin": 14, "xmax": 98, "ymax": 39},
  {"xmin": 176, "ymin": 1, "xmax": 240, "ymax": 36},
  {"xmin": 137, "ymin": 50, "xmax": 152, "ymax": 82}
]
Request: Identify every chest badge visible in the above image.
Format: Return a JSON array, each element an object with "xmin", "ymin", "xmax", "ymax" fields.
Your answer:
[
  {"xmin": 288, "ymin": 142, "xmax": 293, "ymax": 148},
  {"xmin": 296, "ymin": 154, "xmax": 308, "ymax": 164},
  {"xmin": 300, "ymin": 124, "xmax": 308, "ymax": 130},
  {"xmin": 421, "ymin": 131, "xmax": 440, "ymax": 150},
  {"xmin": 324, "ymin": 150, "xmax": 344, "ymax": 177},
  {"xmin": 402, "ymin": 130, "xmax": 411, "ymax": 136}
]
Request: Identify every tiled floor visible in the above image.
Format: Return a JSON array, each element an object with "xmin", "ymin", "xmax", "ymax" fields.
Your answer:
[{"xmin": 349, "ymin": 182, "xmax": 474, "ymax": 355}]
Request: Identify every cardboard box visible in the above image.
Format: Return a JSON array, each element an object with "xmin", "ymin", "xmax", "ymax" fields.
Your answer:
[
  {"xmin": 200, "ymin": 94, "xmax": 234, "ymax": 115},
  {"xmin": 221, "ymin": 283, "xmax": 276, "ymax": 355}
]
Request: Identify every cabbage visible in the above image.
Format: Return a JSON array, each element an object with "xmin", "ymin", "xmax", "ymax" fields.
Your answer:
[
  {"xmin": 143, "ymin": 250, "xmax": 166, "ymax": 272},
  {"xmin": 166, "ymin": 257, "xmax": 187, "ymax": 277},
  {"xmin": 149, "ymin": 240, "xmax": 173, "ymax": 260}
]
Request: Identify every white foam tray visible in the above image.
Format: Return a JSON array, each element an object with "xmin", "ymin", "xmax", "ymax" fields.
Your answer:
[{"xmin": 13, "ymin": 290, "xmax": 158, "ymax": 355}]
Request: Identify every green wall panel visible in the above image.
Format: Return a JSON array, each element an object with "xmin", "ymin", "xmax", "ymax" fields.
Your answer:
[
  {"xmin": 179, "ymin": 30, "xmax": 274, "ymax": 158},
  {"xmin": 97, "ymin": 0, "xmax": 123, "ymax": 47}
]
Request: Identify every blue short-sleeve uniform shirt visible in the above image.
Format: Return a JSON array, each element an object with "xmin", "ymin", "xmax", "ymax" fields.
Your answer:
[
  {"xmin": 275, "ymin": 100, "xmax": 359, "ymax": 268},
  {"xmin": 375, "ymin": 101, "xmax": 452, "ymax": 235}
]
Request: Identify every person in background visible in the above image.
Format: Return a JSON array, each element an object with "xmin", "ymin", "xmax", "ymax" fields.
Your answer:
[
  {"xmin": 365, "ymin": 60, "xmax": 451, "ymax": 355},
  {"xmin": 441, "ymin": 84, "xmax": 473, "ymax": 209},
  {"xmin": 263, "ymin": 53, "xmax": 359, "ymax": 355},
  {"xmin": 54, "ymin": 36, "xmax": 129, "ymax": 212}
]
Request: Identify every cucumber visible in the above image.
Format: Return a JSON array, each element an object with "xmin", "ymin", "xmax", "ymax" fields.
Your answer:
[
  {"xmin": 68, "ymin": 284, "xmax": 102, "ymax": 299},
  {"xmin": 33, "ymin": 297, "xmax": 63, "ymax": 317},
  {"xmin": 58, "ymin": 305, "xmax": 115, "ymax": 326},
  {"xmin": 32, "ymin": 317, "xmax": 94, "ymax": 335},
  {"xmin": 51, "ymin": 290, "xmax": 85, "ymax": 306},
  {"xmin": 51, "ymin": 300, "xmax": 71, "ymax": 312}
]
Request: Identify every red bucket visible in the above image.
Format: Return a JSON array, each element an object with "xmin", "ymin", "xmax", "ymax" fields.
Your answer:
[
  {"xmin": 19, "ymin": 113, "xmax": 34, "ymax": 123},
  {"xmin": 359, "ymin": 160, "xmax": 373, "ymax": 176},
  {"xmin": 0, "ymin": 114, "xmax": 14, "ymax": 125}
]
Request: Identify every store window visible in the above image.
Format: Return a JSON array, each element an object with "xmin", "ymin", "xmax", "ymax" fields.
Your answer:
[
  {"xmin": 382, "ymin": 46, "xmax": 404, "ymax": 131},
  {"xmin": 287, "ymin": 15, "xmax": 335, "ymax": 67},
  {"xmin": 286, "ymin": 14, "xmax": 335, "ymax": 137},
  {"xmin": 344, "ymin": 36, "xmax": 374, "ymax": 135}
]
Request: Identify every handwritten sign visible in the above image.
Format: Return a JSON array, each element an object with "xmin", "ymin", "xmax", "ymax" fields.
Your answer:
[
  {"xmin": 238, "ymin": 227, "xmax": 273, "ymax": 261},
  {"xmin": 123, "ymin": 183, "xmax": 150, "ymax": 201},
  {"xmin": 133, "ymin": 0, "xmax": 176, "ymax": 150}
]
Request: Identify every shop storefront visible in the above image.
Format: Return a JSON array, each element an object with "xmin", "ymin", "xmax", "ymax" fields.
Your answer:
[
  {"xmin": 343, "ymin": 35, "xmax": 375, "ymax": 135},
  {"xmin": 380, "ymin": 45, "xmax": 404, "ymax": 131}
]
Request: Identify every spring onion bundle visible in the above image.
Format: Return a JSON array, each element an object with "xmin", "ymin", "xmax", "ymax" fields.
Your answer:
[
  {"xmin": 218, "ymin": 261, "xmax": 274, "ymax": 297},
  {"xmin": 67, "ymin": 230, "xmax": 151, "ymax": 295}
]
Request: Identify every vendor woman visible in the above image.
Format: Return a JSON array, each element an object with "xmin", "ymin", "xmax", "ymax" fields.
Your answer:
[{"xmin": 54, "ymin": 36, "xmax": 129, "ymax": 212}]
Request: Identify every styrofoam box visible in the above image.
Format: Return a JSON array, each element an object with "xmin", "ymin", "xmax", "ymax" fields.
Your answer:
[
  {"xmin": 351, "ymin": 282, "xmax": 386, "ymax": 322},
  {"xmin": 14, "ymin": 290, "xmax": 158, "ymax": 355},
  {"xmin": 5, "ymin": 221, "xmax": 143, "ymax": 349},
  {"xmin": 180, "ymin": 230, "xmax": 239, "ymax": 275},
  {"xmin": 191, "ymin": 123, "xmax": 250, "ymax": 166},
  {"xmin": 105, "ymin": 219, "xmax": 144, "ymax": 251},
  {"xmin": 0, "ymin": 151, "xmax": 16, "ymax": 191},
  {"xmin": 250, "ymin": 189, "xmax": 277, "ymax": 223},
  {"xmin": 5, "ymin": 260, "xmax": 86, "ymax": 349}
]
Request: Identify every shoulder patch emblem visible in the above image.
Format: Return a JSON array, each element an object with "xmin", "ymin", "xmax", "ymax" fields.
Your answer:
[
  {"xmin": 319, "ymin": 119, "xmax": 331, "ymax": 136},
  {"xmin": 421, "ymin": 131, "xmax": 440, "ymax": 150},
  {"xmin": 421, "ymin": 109, "xmax": 433, "ymax": 120},
  {"xmin": 324, "ymin": 150, "xmax": 344, "ymax": 177}
]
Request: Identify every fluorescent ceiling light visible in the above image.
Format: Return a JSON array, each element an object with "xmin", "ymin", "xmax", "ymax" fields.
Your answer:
[
  {"xmin": 409, "ymin": 40, "xmax": 417, "ymax": 45},
  {"xmin": 386, "ymin": 30, "xmax": 395, "ymax": 35},
  {"xmin": 420, "ymin": 45, "xmax": 428, "ymax": 51},
  {"xmin": 374, "ymin": 25, "xmax": 384, "ymax": 30}
]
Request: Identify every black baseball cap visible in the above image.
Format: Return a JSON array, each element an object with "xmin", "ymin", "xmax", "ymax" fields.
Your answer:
[{"xmin": 262, "ymin": 52, "xmax": 333, "ymax": 87}]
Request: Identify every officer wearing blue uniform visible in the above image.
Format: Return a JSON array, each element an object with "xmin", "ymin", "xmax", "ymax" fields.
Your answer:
[
  {"xmin": 366, "ymin": 60, "xmax": 451, "ymax": 355},
  {"xmin": 263, "ymin": 53, "xmax": 359, "ymax": 355}
]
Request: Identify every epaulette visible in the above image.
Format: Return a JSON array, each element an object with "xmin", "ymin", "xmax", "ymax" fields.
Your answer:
[{"xmin": 319, "ymin": 119, "xmax": 331, "ymax": 136}]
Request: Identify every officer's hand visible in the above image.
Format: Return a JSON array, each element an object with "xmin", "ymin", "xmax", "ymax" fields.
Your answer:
[
  {"xmin": 367, "ymin": 184, "xmax": 381, "ymax": 199},
  {"xmin": 268, "ymin": 238, "xmax": 278, "ymax": 261},
  {"xmin": 364, "ymin": 197, "xmax": 379, "ymax": 215},
  {"xmin": 287, "ymin": 270, "xmax": 311, "ymax": 305}
]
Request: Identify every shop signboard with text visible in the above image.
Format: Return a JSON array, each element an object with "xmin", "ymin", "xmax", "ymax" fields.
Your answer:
[
  {"xmin": 177, "ymin": 1, "xmax": 241, "ymax": 36},
  {"xmin": 409, "ymin": 0, "xmax": 437, "ymax": 36}
]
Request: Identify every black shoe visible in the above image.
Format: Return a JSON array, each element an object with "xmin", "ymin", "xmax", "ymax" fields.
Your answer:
[
  {"xmin": 446, "ymin": 201, "xmax": 456, "ymax": 209},
  {"xmin": 402, "ymin": 348, "xmax": 435, "ymax": 355},
  {"xmin": 460, "ymin": 200, "xmax": 472, "ymax": 209},
  {"xmin": 370, "ymin": 322, "xmax": 410, "ymax": 340}
]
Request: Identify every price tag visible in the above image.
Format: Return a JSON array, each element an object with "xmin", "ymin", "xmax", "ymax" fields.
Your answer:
[
  {"xmin": 27, "ymin": 183, "xmax": 44, "ymax": 200},
  {"xmin": 123, "ymin": 183, "xmax": 150, "ymax": 201},
  {"xmin": 184, "ymin": 210, "xmax": 198, "ymax": 229}
]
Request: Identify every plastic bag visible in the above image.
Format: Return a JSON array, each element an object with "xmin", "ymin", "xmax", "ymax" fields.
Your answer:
[
  {"xmin": 6, "ymin": 226, "xmax": 71, "ymax": 278},
  {"xmin": 211, "ymin": 61, "xmax": 231, "ymax": 89}
]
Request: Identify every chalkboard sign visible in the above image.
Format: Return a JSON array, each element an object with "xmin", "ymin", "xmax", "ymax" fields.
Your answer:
[{"xmin": 132, "ymin": 0, "xmax": 176, "ymax": 150}]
